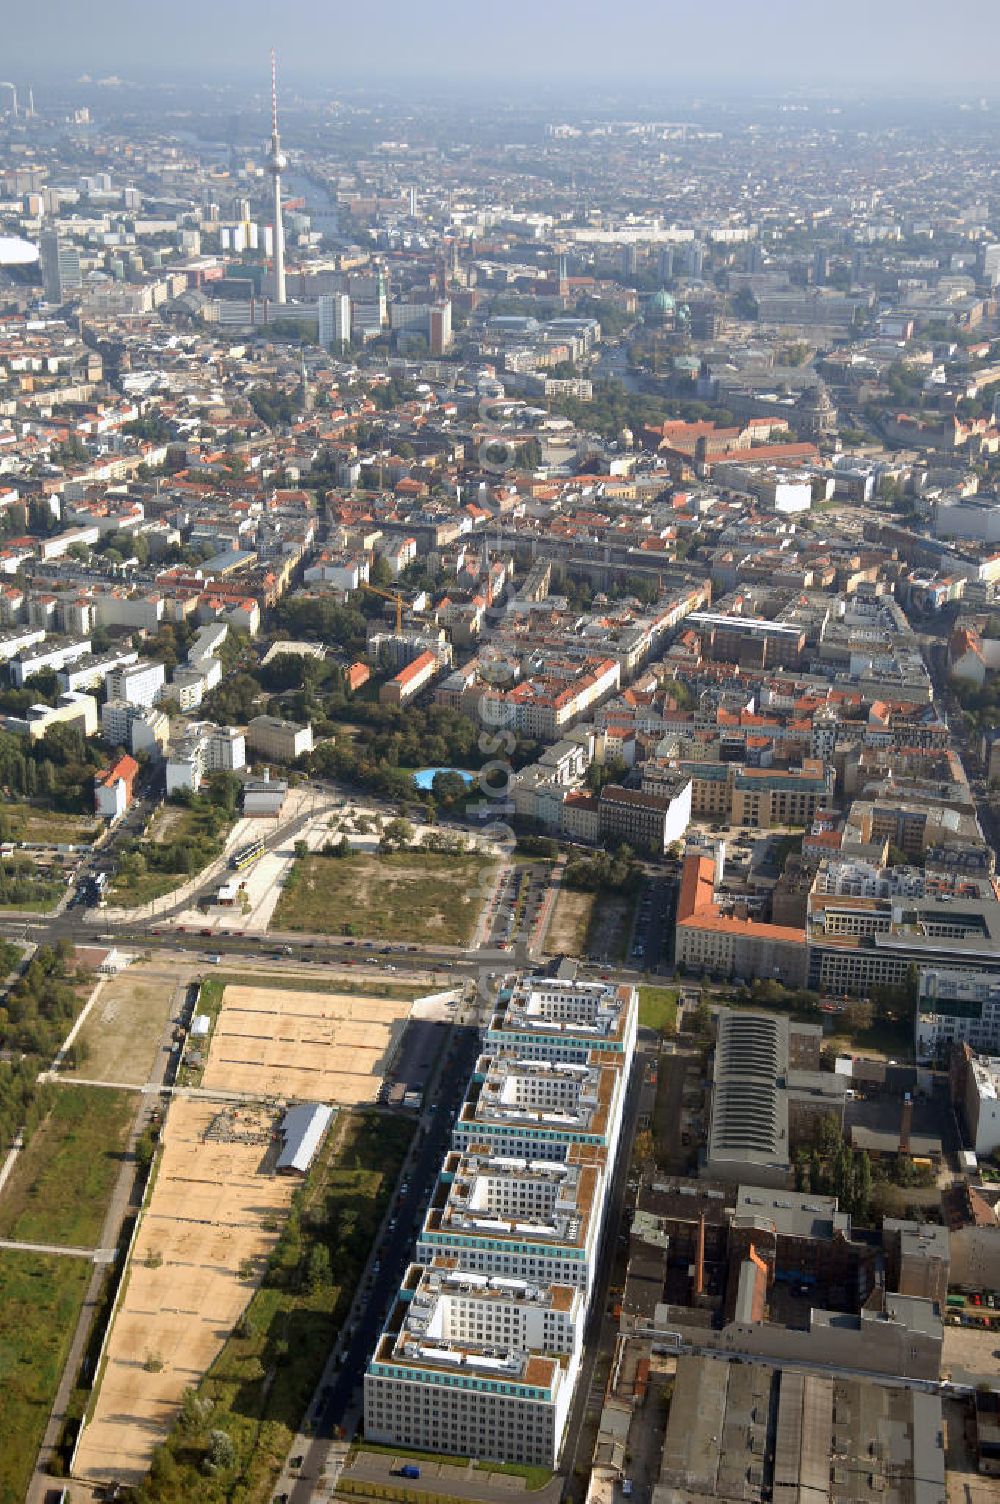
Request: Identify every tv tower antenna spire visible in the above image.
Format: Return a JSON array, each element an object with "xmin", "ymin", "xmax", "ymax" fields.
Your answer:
[{"xmin": 267, "ymin": 47, "xmax": 287, "ymax": 305}]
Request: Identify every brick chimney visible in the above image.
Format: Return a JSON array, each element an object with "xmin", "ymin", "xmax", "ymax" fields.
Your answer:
[{"xmin": 899, "ymin": 1092, "xmax": 913, "ymax": 1156}]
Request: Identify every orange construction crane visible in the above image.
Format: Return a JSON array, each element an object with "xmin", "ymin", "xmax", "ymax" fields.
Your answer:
[{"xmin": 360, "ymin": 580, "xmax": 405, "ymax": 633}]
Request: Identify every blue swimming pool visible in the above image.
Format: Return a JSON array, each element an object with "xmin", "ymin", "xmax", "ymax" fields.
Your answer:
[{"xmin": 412, "ymin": 767, "xmax": 476, "ymax": 791}]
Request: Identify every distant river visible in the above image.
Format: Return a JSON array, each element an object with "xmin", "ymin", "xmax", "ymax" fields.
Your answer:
[{"xmin": 284, "ymin": 169, "xmax": 340, "ymax": 239}]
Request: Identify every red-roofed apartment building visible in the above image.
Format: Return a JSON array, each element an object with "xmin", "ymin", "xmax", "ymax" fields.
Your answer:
[
  {"xmin": 379, "ymin": 649, "xmax": 439, "ymax": 706},
  {"xmin": 676, "ymin": 851, "xmax": 807, "ymax": 985},
  {"xmin": 94, "ymin": 754, "xmax": 139, "ymax": 821}
]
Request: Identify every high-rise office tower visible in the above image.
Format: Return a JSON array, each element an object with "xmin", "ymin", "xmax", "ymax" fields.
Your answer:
[
  {"xmin": 266, "ymin": 49, "xmax": 287, "ymax": 304},
  {"xmin": 39, "ymin": 228, "xmax": 82, "ymax": 303},
  {"xmin": 429, "ymin": 300, "xmax": 452, "ymax": 355},
  {"xmin": 318, "ymin": 293, "xmax": 351, "ymax": 348},
  {"xmin": 979, "ymin": 242, "xmax": 1000, "ymax": 289}
]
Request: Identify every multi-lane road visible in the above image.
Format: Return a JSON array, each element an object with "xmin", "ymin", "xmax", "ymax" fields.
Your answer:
[
  {"xmin": 276, "ymin": 1019, "xmax": 487, "ymax": 1504},
  {"xmin": 6, "ymin": 802, "xmax": 655, "ymax": 1504}
]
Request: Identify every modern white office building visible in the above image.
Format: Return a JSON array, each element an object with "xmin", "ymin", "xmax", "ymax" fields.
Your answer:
[
  {"xmin": 246, "ymin": 714, "xmax": 313, "ymax": 763},
  {"xmin": 165, "ymin": 723, "xmax": 245, "ymax": 794},
  {"xmin": 40, "ymin": 228, "xmax": 82, "ymax": 302},
  {"xmin": 957, "ymin": 1051, "xmax": 1000, "ymax": 1159},
  {"xmin": 10, "ymin": 635, "xmax": 91, "ymax": 687},
  {"xmin": 916, "ymin": 967, "xmax": 1000, "ymax": 1060},
  {"xmin": 58, "ymin": 646, "xmax": 140, "ymax": 694},
  {"xmin": 486, "ymin": 975, "xmax": 637, "ymax": 1069},
  {"xmin": 365, "ymin": 1262, "xmax": 582, "ymax": 1466},
  {"xmin": 101, "ymin": 699, "xmax": 169, "ymax": 757},
  {"xmin": 318, "ymin": 292, "xmax": 351, "ymax": 347},
  {"xmin": 105, "ymin": 659, "xmax": 166, "ymax": 709},
  {"xmin": 364, "ymin": 972, "xmax": 636, "ymax": 1468},
  {"xmin": 415, "ymin": 1146, "xmax": 606, "ymax": 1295},
  {"xmin": 452, "ymin": 1054, "xmax": 627, "ymax": 1167}
]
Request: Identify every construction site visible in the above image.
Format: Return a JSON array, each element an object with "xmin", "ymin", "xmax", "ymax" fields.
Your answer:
[
  {"xmin": 71, "ymin": 968, "xmax": 421, "ymax": 1486},
  {"xmin": 73, "ymin": 1098, "xmax": 297, "ymax": 1486},
  {"xmin": 200, "ymin": 981, "xmax": 412, "ymax": 1104}
]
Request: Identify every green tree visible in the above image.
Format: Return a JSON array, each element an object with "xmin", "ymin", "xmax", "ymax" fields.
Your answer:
[
  {"xmin": 854, "ymin": 1150, "xmax": 873, "ymax": 1221},
  {"xmin": 204, "ymin": 1429, "xmax": 235, "ymax": 1472},
  {"xmin": 306, "ymin": 1242, "xmax": 333, "ymax": 1293},
  {"xmin": 382, "ymin": 818, "xmax": 415, "ymax": 849},
  {"xmin": 432, "ymin": 770, "xmax": 469, "ymax": 806}
]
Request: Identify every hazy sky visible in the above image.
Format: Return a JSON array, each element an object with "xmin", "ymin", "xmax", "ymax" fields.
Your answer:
[{"xmin": 7, "ymin": 0, "xmax": 1000, "ymax": 92}]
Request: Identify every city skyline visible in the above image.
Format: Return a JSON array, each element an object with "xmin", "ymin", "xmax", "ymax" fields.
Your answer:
[
  {"xmin": 5, "ymin": 0, "xmax": 1000, "ymax": 91},
  {"xmin": 2, "ymin": 14, "xmax": 1000, "ymax": 1501}
]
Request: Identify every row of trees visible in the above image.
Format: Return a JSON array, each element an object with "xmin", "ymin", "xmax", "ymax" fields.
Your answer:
[
  {"xmin": 246, "ymin": 384, "xmax": 302, "ymax": 429},
  {"xmin": 135, "ymin": 1112, "xmax": 408, "ymax": 1502},
  {"xmin": 795, "ymin": 1111, "xmax": 936, "ymax": 1223},
  {"xmin": 794, "ymin": 1114, "xmax": 873, "ymax": 1222},
  {"xmin": 272, "ymin": 594, "xmax": 369, "ymax": 652},
  {"xmin": 0, "ymin": 723, "xmax": 106, "ymax": 813},
  {"xmin": 307, "ymin": 700, "xmax": 533, "ymax": 808},
  {"xmin": 0, "ymin": 942, "xmax": 81, "ymax": 1158},
  {"xmin": 548, "ymin": 380, "xmax": 737, "ymax": 443},
  {"xmin": 116, "ymin": 776, "xmax": 240, "ymax": 881},
  {"xmin": 0, "ymin": 497, "xmax": 58, "ymax": 540},
  {"xmin": 564, "ymin": 844, "xmax": 643, "ymax": 893},
  {"xmin": 0, "ymin": 855, "xmax": 64, "ymax": 910},
  {"xmin": 953, "ymin": 673, "xmax": 1000, "ymax": 738},
  {"xmin": 561, "ymin": 571, "xmax": 662, "ymax": 610}
]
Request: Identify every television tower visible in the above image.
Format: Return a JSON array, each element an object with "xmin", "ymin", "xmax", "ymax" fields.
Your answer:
[{"xmin": 267, "ymin": 48, "xmax": 287, "ymax": 305}]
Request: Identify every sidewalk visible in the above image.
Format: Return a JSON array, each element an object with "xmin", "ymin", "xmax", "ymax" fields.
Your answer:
[
  {"xmin": 341, "ymin": 1449, "xmax": 562, "ymax": 1504},
  {"xmin": 531, "ymin": 857, "xmax": 566, "ymax": 954},
  {"xmin": 91, "ymin": 790, "xmax": 333, "ymax": 927}
]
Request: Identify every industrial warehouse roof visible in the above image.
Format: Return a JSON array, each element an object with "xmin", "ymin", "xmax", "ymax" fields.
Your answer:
[
  {"xmin": 707, "ymin": 1010, "xmax": 790, "ymax": 1180},
  {"xmin": 276, "ymin": 1103, "xmax": 334, "ymax": 1174},
  {"xmin": 657, "ymin": 1354, "xmax": 946, "ymax": 1504}
]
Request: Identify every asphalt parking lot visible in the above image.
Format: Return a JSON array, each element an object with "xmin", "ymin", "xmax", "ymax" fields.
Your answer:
[
  {"xmin": 629, "ymin": 870, "xmax": 679, "ymax": 973},
  {"xmin": 484, "ymin": 861, "xmax": 549, "ymax": 948}
]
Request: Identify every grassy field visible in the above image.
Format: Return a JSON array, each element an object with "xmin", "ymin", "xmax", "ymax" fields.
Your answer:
[
  {"xmin": 272, "ymin": 850, "xmax": 494, "ymax": 945},
  {"xmin": 638, "ymin": 985, "xmax": 679, "ymax": 1035},
  {"xmin": 76, "ymin": 961, "xmax": 189, "ymax": 1085},
  {"xmin": 545, "ymin": 885, "xmax": 636, "ymax": 962},
  {"xmin": 108, "ymin": 800, "xmax": 235, "ymax": 907},
  {"xmin": 824, "ymin": 1013, "xmax": 914, "ymax": 1062},
  {"xmin": 0, "ymin": 1249, "xmax": 90, "ymax": 1504},
  {"xmin": 588, "ymin": 889, "xmax": 637, "ymax": 964},
  {"xmin": 0, "ymin": 1085, "xmax": 137, "ymax": 1247},
  {"xmin": 0, "ymin": 802, "xmax": 98, "ymax": 847},
  {"xmin": 135, "ymin": 1110, "xmax": 415, "ymax": 1504},
  {"xmin": 109, "ymin": 871, "xmax": 182, "ymax": 906},
  {"xmin": 545, "ymin": 887, "xmax": 595, "ymax": 956}
]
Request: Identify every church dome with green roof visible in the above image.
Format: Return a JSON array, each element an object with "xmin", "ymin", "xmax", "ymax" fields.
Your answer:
[{"xmin": 645, "ymin": 288, "xmax": 676, "ymax": 323}]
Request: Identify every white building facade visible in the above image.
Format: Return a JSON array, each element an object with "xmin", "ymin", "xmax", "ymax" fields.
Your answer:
[{"xmin": 364, "ymin": 973, "xmax": 636, "ymax": 1468}]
